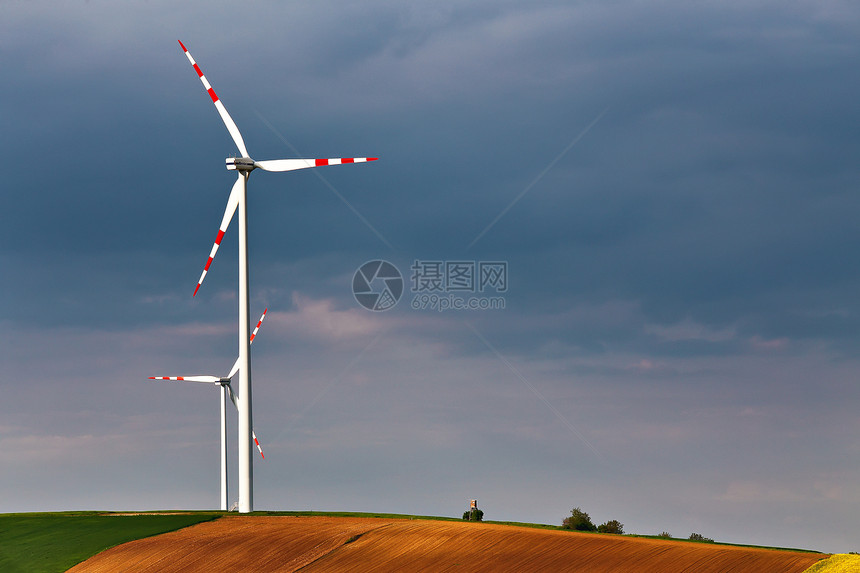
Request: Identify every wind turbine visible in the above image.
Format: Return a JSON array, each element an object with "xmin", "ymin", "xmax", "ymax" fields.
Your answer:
[
  {"xmin": 178, "ymin": 40, "xmax": 377, "ymax": 513},
  {"xmin": 150, "ymin": 309, "xmax": 269, "ymax": 511}
]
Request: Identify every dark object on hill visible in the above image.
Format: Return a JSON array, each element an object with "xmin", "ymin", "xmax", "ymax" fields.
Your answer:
[
  {"xmin": 463, "ymin": 499, "xmax": 484, "ymax": 521},
  {"xmin": 462, "ymin": 509, "xmax": 484, "ymax": 521},
  {"xmin": 562, "ymin": 507, "xmax": 597, "ymax": 532},
  {"xmin": 597, "ymin": 520, "xmax": 624, "ymax": 534}
]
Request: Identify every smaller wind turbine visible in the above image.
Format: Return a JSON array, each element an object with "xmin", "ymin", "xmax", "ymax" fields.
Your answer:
[{"xmin": 150, "ymin": 308, "xmax": 268, "ymax": 511}]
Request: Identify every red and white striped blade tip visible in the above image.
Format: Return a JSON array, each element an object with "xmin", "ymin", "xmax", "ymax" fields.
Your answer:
[
  {"xmin": 249, "ymin": 308, "xmax": 268, "ymax": 343},
  {"xmin": 148, "ymin": 376, "xmax": 221, "ymax": 383},
  {"xmin": 253, "ymin": 433, "xmax": 265, "ymax": 459},
  {"xmin": 227, "ymin": 307, "xmax": 269, "ymax": 378},
  {"xmin": 193, "ymin": 174, "xmax": 243, "ymax": 297},
  {"xmin": 254, "ymin": 157, "xmax": 378, "ymax": 173},
  {"xmin": 177, "ymin": 40, "xmax": 249, "ymax": 158}
]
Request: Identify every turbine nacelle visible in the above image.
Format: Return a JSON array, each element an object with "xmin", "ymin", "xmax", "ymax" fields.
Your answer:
[{"xmin": 226, "ymin": 157, "xmax": 256, "ymax": 172}]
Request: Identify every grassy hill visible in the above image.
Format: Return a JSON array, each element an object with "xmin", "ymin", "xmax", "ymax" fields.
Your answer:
[{"xmin": 0, "ymin": 512, "xmax": 218, "ymax": 573}]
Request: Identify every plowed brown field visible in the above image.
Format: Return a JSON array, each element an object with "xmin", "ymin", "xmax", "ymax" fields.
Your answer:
[{"xmin": 68, "ymin": 516, "xmax": 825, "ymax": 573}]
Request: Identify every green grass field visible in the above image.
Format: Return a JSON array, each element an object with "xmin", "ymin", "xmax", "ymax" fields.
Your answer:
[{"xmin": 0, "ymin": 512, "xmax": 219, "ymax": 573}]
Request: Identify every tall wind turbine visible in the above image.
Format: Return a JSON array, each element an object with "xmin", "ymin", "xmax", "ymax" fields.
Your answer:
[
  {"xmin": 149, "ymin": 309, "xmax": 268, "ymax": 510},
  {"xmin": 178, "ymin": 40, "xmax": 377, "ymax": 513}
]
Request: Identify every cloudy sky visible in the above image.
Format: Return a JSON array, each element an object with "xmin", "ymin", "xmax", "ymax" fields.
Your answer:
[{"xmin": 2, "ymin": 0, "xmax": 859, "ymax": 554}]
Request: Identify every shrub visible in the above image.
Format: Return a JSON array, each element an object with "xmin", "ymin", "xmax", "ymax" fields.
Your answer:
[
  {"xmin": 462, "ymin": 509, "xmax": 483, "ymax": 522},
  {"xmin": 689, "ymin": 532, "xmax": 714, "ymax": 543},
  {"xmin": 657, "ymin": 531, "xmax": 672, "ymax": 539},
  {"xmin": 597, "ymin": 520, "xmax": 624, "ymax": 534},
  {"xmin": 562, "ymin": 507, "xmax": 597, "ymax": 532}
]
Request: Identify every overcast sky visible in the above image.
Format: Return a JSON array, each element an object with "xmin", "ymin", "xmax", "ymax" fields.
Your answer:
[{"xmin": 2, "ymin": 0, "xmax": 860, "ymax": 554}]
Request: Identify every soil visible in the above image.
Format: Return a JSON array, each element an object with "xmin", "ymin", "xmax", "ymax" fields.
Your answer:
[{"xmin": 67, "ymin": 516, "xmax": 826, "ymax": 573}]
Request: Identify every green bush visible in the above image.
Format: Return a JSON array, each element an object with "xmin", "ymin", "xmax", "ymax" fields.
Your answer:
[
  {"xmin": 597, "ymin": 519, "xmax": 624, "ymax": 534},
  {"xmin": 689, "ymin": 532, "xmax": 714, "ymax": 542},
  {"xmin": 462, "ymin": 508, "xmax": 484, "ymax": 521},
  {"xmin": 562, "ymin": 507, "xmax": 597, "ymax": 532},
  {"xmin": 657, "ymin": 531, "xmax": 672, "ymax": 539}
]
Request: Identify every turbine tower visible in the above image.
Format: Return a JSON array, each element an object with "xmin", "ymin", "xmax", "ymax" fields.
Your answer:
[
  {"xmin": 178, "ymin": 40, "xmax": 377, "ymax": 513},
  {"xmin": 149, "ymin": 309, "xmax": 268, "ymax": 510}
]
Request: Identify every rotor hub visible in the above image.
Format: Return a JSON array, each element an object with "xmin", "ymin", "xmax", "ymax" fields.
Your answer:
[{"xmin": 226, "ymin": 157, "xmax": 256, "ymax": 172}]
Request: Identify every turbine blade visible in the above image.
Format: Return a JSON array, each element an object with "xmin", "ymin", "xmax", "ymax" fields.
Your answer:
[
  {"xmin": 254, "ymin": 157, "xmax": 378, "ymax": 173},
  {"xmin": 178, "ymin": 40, "xmax": 249, "ymax": 158},
  {"xmin": 226, "ymin": 383, "xmax": 239, "ymax": 408},
  {"xmin": 194, "ymin": 174, "xmax": 244, "ymax": 297},
  {"xmin": 253, "ymin": 430, "xmax": 265, "ymax": 459},
  {"xmin": 227, "ymin": 307, "xmax": 268, "ymax": 378},
  {"xmin": 226, "ymin": 357, "xmax": 241, "ymax": 381},
  {"xmin": 149, "ymin": 376, "xmax": 222, "ymax": 384},
  {"xmin": 249, "ymin": 307, "xmax": 268, "ymax": 343},
  {"xmin": 223, "ymin": 384, "xmax": 264, "ymax": 458}
]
